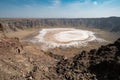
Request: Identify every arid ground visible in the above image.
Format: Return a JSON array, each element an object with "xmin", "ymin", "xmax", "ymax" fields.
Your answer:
[{"xmin": 0, "ymin": 25, "xmax": 120, "ymax": 80}]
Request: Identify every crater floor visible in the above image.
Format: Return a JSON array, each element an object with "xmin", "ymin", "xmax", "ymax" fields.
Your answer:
[{"xmin": 33, "ymin": 28, "xmax": 105, "ymax": 48}]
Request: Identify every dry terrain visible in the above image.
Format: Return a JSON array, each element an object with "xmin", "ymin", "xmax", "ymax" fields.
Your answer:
[{"xmin": 0, "ymin": 25, "xmax": 119, "ymax": 80}]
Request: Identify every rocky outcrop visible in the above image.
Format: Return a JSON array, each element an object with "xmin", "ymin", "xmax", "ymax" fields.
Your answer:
[
  {"xmin": 0, "ymin": 37, "xmax": 55, "ymax": 80},
  {"xmin": 55, "ymin": 38, "xmax": 120, "ymax": 80},
  {"xmin": 0, "ymin": 37, "xmax": 23, "ymax": 54},
  {"xmin": 0, "ymin": 17, "xmax": 120, "ymax": 32}
]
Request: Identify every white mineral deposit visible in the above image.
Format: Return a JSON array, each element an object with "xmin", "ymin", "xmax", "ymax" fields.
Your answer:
[{"xmin": 33, "ymin": 28, "xmax": 105, "ymax": 48}]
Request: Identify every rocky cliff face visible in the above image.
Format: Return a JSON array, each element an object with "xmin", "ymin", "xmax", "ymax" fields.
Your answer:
[{"xmin": 0, "ymin": 17, "xmax": 120, "ymax": 32}]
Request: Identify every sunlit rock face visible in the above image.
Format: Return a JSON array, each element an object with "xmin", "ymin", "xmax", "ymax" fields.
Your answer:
[{"xmin": 33, "ymin": 28, "xmax": 105, "ymax": 48}]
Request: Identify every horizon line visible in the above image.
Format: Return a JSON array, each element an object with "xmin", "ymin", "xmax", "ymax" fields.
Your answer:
[{"xmin": 0, "ymin": 16, "xmax": 120, "ymax": 19}]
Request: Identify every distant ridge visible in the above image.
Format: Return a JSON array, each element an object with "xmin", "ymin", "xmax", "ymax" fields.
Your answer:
[{"xmin": 0, "ymin": 17, "xmax": 120, "ymax": 32}]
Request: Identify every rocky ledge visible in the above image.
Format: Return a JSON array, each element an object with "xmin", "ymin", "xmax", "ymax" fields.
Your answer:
[{"xmin": 54, "ymin": 38, "xmax": 120, "ymax": 80}]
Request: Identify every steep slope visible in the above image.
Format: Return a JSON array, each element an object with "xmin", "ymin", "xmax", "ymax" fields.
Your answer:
[
  {"xmin": 0, "ymin": 37, "xmax": 56, "ymax": 80},
  {"xmin": 54, "ymin": 38, "xmax": 120, "ymax": 80}
]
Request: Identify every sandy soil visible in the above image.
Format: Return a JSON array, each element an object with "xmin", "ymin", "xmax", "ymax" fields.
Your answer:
[{"xmin": 5, "ymin": 29, "xmax": 39, "ymax": 40}]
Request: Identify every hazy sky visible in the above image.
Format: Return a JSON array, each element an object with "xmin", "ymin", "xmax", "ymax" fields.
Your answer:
[{"xmin": 0, "ymin": 0, "xmax": 120, "ymax": 18}]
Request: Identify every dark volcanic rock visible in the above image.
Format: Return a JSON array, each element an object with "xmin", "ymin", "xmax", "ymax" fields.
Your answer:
[{"xmin": 55, "ymin": 38, "xmax": 120, "ymax": 80}]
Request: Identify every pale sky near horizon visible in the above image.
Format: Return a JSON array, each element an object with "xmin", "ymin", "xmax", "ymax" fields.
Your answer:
[{"xmin": 0, "ymin": 0, "xmax": 120, "ymax": 18}]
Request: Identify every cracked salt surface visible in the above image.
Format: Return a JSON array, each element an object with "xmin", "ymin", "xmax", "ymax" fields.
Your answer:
[{"xmin": 32, "ymin": 28, "xmax": 105, "ymax": 48}]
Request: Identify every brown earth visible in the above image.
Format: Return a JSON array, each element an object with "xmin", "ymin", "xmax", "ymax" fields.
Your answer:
[
  {"xmin": 0, "ymin": 26, "xmax": 119, "ymax": 80},
  {"xmin": 0, "ymin": 36, "xmax": 57, "ymax": 80},
  {"xmin": 0, "ymin": 34, "xmax": 119, "ymax": 80}
]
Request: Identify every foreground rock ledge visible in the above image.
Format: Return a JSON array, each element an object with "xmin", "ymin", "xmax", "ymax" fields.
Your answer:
[{"xmin": 54, "ymin": 38, "xmax": 120, "ymax": 80}]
